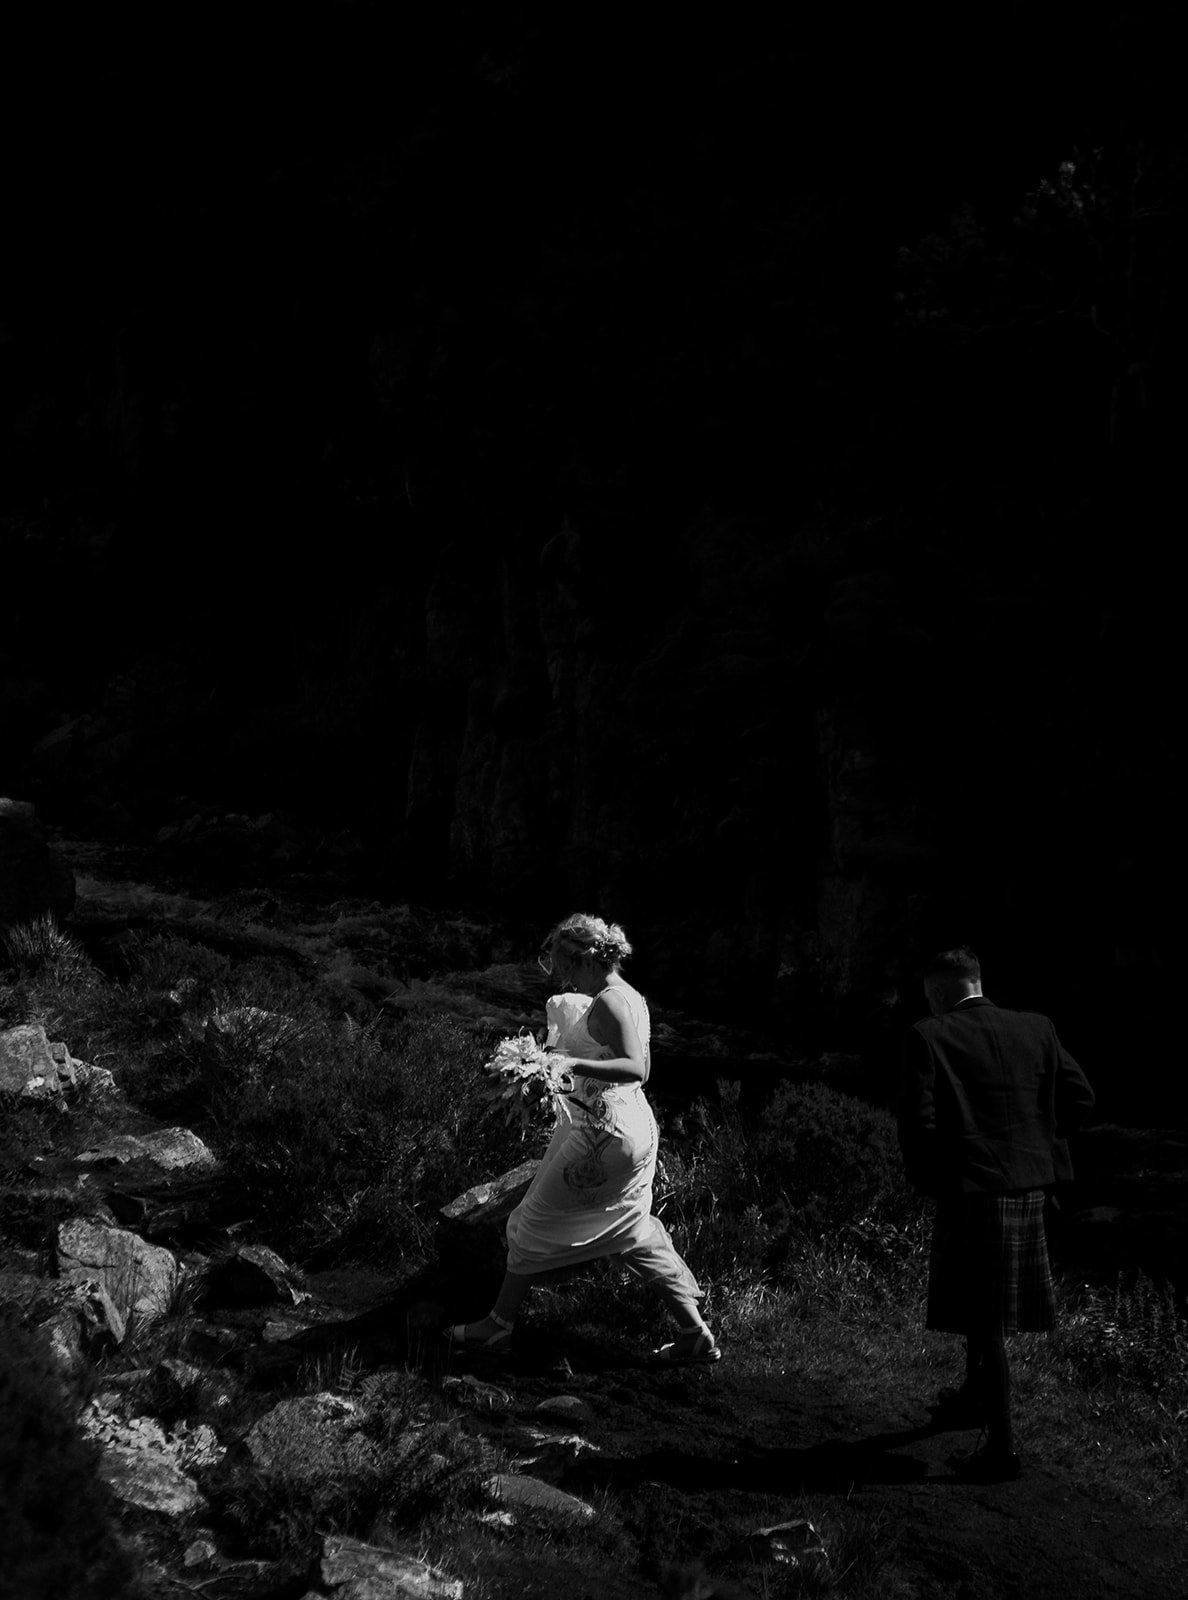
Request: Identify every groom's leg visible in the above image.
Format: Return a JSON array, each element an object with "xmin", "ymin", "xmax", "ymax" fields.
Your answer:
[
  {"xmin": 968, "ymin": 1330, "xmax": 1013, "ymax": 1456},
  {"xmin": 963, "ymin": 1337, "xmax": 981, "ymax": 1389}
]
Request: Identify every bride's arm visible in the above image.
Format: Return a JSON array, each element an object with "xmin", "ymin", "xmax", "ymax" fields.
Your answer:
[{"xmin": 566, "ymin": 990, "xmax": 649, "ymax": 1085}]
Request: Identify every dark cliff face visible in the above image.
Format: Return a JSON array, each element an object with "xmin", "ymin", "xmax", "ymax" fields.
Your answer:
[
  {"xmin": 1, "ymin": 12, "xmax": 1182, "ymax": 1108},
  {"xmin": 381, "ymin": 442, "xmax": 1175, "ymax": 1112}
]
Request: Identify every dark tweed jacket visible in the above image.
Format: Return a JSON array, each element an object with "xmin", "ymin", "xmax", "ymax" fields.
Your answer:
[{"xmin": 897, "ymin": 997, "xmax": 1096, "ymax": 1197}]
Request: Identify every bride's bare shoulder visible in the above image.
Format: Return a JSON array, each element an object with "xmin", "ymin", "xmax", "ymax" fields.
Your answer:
[{"xmin": 588, "ymin": 983, "xmax": 644, "ymax": 1036}]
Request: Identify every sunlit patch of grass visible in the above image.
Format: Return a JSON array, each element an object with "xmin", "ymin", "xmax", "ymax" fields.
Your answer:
[
  {"xmin": 713, "ymin": 1238, "xmax": 1188, "ymax": 1512},
  {"xmin": 1011, "ymin": 1272, "xmax": 1188, "ymax": 1505},
  {"xmin": 523, "ymin": 1185, "xmax": 1187, "ymax": 1518},
  {"xmin": 428, "ymin": 1482, "xmax": 643, "ymax": 1600}
]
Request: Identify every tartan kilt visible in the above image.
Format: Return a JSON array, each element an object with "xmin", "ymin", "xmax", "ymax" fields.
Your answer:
[{"xmin": 926, "ymin": 1188, "xmax": 1056, "ymax": 1335}]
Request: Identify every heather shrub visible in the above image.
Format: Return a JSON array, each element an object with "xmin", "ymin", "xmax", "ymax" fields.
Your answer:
[
  {"xmin": 0, "ymin": 1315, "xmax": 137, "ymax": 1600},
  {"xmin": 755, "ymin": 1079, "xmax": 920, "ymax": 1233},
  {"xmin": 6, "ymin": 922, "xmax": 531, "ymax": 1259},
  {"xmin": 655, "ymin": 1090, "xmax": 768, "ymax": 1284},
  {"xmin": 658, "ymin": 1079, "xmax": 925, "ymax": 1287},
  {"xmin": 113, "ymin": 954, "xmax": 319, "ymax": 1123},
  {"xmin": 120, "ymin": 930, "xmax": 233, "ymax": 1005},
  {"xmin": 172, "ymin": 1002, "xmax": 527, "ymax": 1257}
]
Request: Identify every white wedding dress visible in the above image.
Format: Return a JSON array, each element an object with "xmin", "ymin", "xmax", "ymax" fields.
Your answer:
[{"xmin": 505, "ymin": 987, "xmax": 702, "ymax": 1302}]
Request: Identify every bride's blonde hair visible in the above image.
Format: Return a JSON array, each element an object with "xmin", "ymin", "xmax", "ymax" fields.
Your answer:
[{"xmin": 544, "ymin": 913, "xmax": 633, "ymax": 971}]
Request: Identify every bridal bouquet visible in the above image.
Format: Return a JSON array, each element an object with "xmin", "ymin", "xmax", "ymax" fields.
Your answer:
[{"xmin": 483, "ymin": 1031, "xmax": 574, "ymax": 1133}]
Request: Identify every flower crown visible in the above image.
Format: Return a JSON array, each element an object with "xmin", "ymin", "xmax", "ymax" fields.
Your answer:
[{"xmin": 557, "ymin": 929, "xmax": 627, "ymax": 964}]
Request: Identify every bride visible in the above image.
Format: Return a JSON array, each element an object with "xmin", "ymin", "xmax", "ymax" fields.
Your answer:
[{"xmin": 447, "ymin": 913, "xmax": 720, "ymax": 1365}]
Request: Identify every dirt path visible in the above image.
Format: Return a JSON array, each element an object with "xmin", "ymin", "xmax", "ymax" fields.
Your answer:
[{"xmin": 435, "ymin": 1329, "xmax": 1188, "ymax": 1600}]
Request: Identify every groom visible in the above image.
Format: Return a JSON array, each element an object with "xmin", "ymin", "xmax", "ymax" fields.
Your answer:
[{"xmin": 897, "ymin": 946, "xmax": 1095, "ymax": 1481}]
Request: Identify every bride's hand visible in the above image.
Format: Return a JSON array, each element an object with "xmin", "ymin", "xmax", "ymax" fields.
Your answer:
[{"xmin": 547, "ymin": 1052, "xmax": 575, "ymax": 1089}]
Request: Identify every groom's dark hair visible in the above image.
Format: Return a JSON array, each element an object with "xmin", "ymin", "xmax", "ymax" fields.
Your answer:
[{"xmin": 921, "ymin": 946, "xmax": 981, "ymax": 982}]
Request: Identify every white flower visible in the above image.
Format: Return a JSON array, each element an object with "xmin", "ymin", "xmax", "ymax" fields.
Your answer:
[{"xmin": 482, "ymin": 1031, "xmax": 575, "ymax": 1133}]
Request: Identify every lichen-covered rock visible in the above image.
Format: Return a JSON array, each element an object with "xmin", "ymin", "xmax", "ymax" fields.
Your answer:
[
  {"xmin": 81, "ymin": 1401, "xmax": 218, "ymax": 1515},
  {"xmin": 436, "ymin": 1159, "xmax": 538, "ymax": 1272},
  {"xmin": 53, "ymin": 1047, "xmax": 118, "ymax": 1098},
  {"xmin": 55, "ymin": 1217, "xmax": 182, "ymax": 1325},
  {"xmin": 77, "ymin": 1127, "xmax": 216, "ymax": 1171},
  {"xmin": 77, "ymin": 1061, "xmax": 119, "ymax": 1096},
  {"xmin": 203, "ymin": 1242, "xmax": 304, "ymax": 1308},
  {"xmin": 532, "ymin": 1393, "xmax": 591, "ymax": 1422},
  {"xmin": 486, "ymin": 1471, "xmax": 597, "ymax": 1522},
  {"xmin": 317, "ymin": 1533, "xmax": 463, "ymax": 1599},
  {"xmin": 47, "ymin": 1038, "xmax": 76, "ymax": 1072},
  {"xmin": 182, "ymin": 1538, "xmax": 219, "ymax": 1568},
  {"xmin": 504, "ymin": 1425, "xmax": 599, "ymax": 1482},
  {"xmin": 0, "ymin": 1023, "xmax": 64, "ymax": 1098}
]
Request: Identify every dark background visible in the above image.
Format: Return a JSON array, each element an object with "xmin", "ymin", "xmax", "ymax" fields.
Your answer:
[{"xmin": 2, "ymin": 7, "xmax": 1182, "ymax": 1116}]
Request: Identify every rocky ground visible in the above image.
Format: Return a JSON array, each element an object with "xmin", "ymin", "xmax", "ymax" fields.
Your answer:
[
  {"xmin": 2, "ymin": 830, "xmax": 1185, "ymax": 1599},
  {"xmin": 123, "ymin": 1271, "xmax": 1188, "ymax": 1600}
]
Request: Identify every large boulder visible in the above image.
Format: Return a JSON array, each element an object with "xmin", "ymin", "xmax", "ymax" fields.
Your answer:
[
  {"xmin": 76, "ymin": 1127, "xmax": 217, "ymax": 1172},
  {"xmin": 203, "ymin": 1242, "xmax": 304, "ymax": 1309},
  {"xmin": 436, "ymin": 1159, "xmax": 539, "ymax": 1273},
  {"xmin": 0, "ymin": 1022, "xmax": 64, "ymax": 1097},
  {"xmin": 486, "ymin": 1472, "xmax": 597, "ymax": 1523},
  {"xmin": 56, "ymin": 1217, "xmax": 182, "ymax": 1326},
  {"xmin": 0, "ymin": 797, "xmax": 75, "ymax": 929},
  {"xmin": 0, "ymin": 1029, "xmax": 113, "ymax": 1103}
]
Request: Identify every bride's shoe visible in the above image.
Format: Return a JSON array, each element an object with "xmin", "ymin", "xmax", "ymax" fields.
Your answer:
[
  {"xmin": 443, "ymin": 1312, "xmax": 514, "ymax": 1353},
  {"xmin": 649, "ymin": 1327, "xmax": 722, "ymax": 1367}
]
